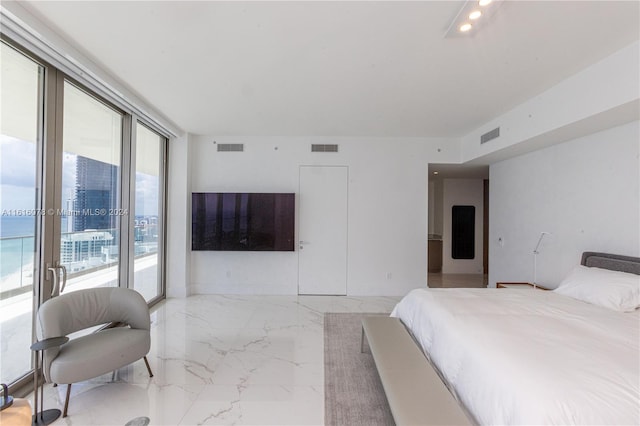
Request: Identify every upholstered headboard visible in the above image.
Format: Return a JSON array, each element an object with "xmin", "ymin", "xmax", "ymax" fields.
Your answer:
[{"xmin": 581, "ymin": 252, "xmax": 640, "ymax": 275}]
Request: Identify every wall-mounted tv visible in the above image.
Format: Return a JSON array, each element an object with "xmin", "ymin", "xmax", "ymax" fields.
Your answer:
[{"xmin": 192, "ymin": 192, "xmax": 295, "ymax": 251}]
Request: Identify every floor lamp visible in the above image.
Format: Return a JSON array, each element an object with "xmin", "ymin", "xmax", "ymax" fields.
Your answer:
[{"xmin": 533, "ymin": 232, "xmax": 550, "ymax": 289}]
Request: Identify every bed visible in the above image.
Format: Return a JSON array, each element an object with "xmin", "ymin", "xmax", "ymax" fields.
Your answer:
[{"xmin": 390, "ymin": 252, "xmax": 640, "ymax": 425}]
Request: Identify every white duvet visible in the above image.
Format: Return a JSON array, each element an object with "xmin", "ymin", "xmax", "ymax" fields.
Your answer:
[{"xmin": 391, "ymin": 288, "xmax": 640, "ymax": 425}]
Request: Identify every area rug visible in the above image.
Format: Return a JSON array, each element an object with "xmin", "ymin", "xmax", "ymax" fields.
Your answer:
[{"xmin": 324, "ymin": 312, "xmax": 395, "ymax": 426}]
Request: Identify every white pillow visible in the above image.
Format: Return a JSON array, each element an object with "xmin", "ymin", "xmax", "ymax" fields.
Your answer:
[{"xmin": 554, "ymin": 265, "xmax": 640, "ymax": 312}]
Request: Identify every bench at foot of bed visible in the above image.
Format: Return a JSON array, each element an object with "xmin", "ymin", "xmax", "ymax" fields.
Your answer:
[{"xmin": 361, "ymin": 315, "xmax": 472, "ymax": 426}]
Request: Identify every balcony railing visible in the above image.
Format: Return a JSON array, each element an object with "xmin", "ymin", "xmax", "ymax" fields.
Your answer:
[{"xmin": 0, "ymin": 228, "xmax": 158, "ymax": 299}]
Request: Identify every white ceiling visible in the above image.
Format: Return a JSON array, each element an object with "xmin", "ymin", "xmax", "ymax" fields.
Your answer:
[{"xmin": 18, "ymin": 1, "xmax": 640, "ymax": 137}]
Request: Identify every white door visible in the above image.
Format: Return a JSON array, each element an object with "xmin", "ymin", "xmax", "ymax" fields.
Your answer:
[{"xmin": 298, "ymin": 166, "xmax": 348, "ymax": 295}]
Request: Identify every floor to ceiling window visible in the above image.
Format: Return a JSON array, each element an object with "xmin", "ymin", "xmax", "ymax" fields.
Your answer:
[
  {"xmin": 60, "ymin": 81, "xmax": 124, "ymax": 293},
  {"xmin": 0, "ymin": 37, "xmax": 168, "ymax": 390},
  {"xmin": 0, "ymin": 40, "xmax": 44, "ymax": 385},
  {"xmin": 133, "ymin": 123, "xmax": 166, "ymax": 302}
]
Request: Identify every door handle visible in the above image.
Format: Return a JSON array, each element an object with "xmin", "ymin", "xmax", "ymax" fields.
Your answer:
[
  {"xmin": 48, "ymin": 264, "xmax": 67, "ymax": 297},
  {"xmin": 48, "ymin": 266, "xmax": 59, "ymax": 297},
  {"xmin": 59, "ymin": 265, "xmax": 67, "ymax": 294}
]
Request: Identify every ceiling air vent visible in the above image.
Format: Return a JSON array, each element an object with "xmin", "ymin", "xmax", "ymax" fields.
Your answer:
[
  {"xmin": 311, "ymin": 144, "xmax": 338, "ymax": 153},
  {"xmin": 217, "ymin": 143, "xmax": 244, "ymax": 152},
  {"xmin": 480, "ymin": 127, "xmax": 500, "ymax": 144}
]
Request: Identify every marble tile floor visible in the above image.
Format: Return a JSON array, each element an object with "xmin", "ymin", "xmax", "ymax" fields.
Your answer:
[{"xmin": 30, "ymin": 295, "xmax": 401, "ymax": 426}]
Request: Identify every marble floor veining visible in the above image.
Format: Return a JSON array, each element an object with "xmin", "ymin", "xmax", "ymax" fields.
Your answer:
[
  {"xmin": 32, "ymin": 295, "xmax": 401, "ymax": 426},
  {"xmin": 28, "ymin": 274, "xmax": 484, "ymax": 425}
]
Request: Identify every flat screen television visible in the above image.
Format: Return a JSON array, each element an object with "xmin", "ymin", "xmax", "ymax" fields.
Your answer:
[{"xmin": 192, "ymin": 192, "xmax": 295, "ymax": 251}]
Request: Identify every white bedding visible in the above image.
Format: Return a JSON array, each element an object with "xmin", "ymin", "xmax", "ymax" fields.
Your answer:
[{"xmin": 391, "ymin": 288, "xmax": 640, "ymax": 425}]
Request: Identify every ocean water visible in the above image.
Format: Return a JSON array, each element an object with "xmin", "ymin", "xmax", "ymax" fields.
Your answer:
[
  {"xmin": 0, "ymin": 216, "xmax": 36, "ymax": 286},
  {"xmin": 0, "ymin": 216, "xmax": 36, "ymax": 238}
]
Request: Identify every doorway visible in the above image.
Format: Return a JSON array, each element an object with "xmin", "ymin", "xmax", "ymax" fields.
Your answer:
[
  {"xmin": 427, "ymin": 164, "xmax": 489, "ymax": 287},
  {"xmin": 298, "ymin": 166, "xmax": 348, "ymax": 295}
]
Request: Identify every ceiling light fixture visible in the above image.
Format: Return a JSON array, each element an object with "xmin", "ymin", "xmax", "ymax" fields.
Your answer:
[
  {"xmin": 444, "ymin": 0, "xmax": 503, "ymax": 38},
  {"xmin": 469, "ymin": 10, "xmax": 482, "ymax": 20}
]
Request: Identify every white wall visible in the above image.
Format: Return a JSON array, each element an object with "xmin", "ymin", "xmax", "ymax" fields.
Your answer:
[
  {"xmin": 489, "ymin": 121, "xmax": 640, "ymax": 288},
  {"xmin": 159, "ymin": 41, "xmax": 640, "ymax": 297},
  {"xmin": 428, "ymin": 179, "xmax": 444, "ymax": 236},
  {"xmin": 461, "ymin": 41, "xmax": 639, "ymax": 165},
  {"xmin": 441, "ymin": 179, "xmax": 484, "ymax": 274},
  {"xmin": 166, "ymin": 133, "xmax": 192, "ymax": 297},
  {"xmin": 428, "ymin": 181, "xmax": 435, "ymax": 234},
  {"xmin": 188, "ymin": 135, "xmax": 459, "ymax": 296}
]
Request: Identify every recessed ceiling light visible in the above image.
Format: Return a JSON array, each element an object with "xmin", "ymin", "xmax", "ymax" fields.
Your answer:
[
  {"xmin": 433, "ymin": 171, "xmax": 439, "ymax": 175},
  {"xmin": 469, "ymin": 10, "xmax": 482, "ymax": 20},
  {"xmin": 445, "ymin": 0, "xmax": 503, "ymax": 38}
]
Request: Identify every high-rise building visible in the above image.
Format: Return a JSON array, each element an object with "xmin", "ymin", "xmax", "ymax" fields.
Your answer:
[
  {"xmin": 74, "ymin": 156, "xmax": 119, "ymax": 231},
  {"xmin": 60, "ymin": 230, "xmax": 114, "ymax": 264}
]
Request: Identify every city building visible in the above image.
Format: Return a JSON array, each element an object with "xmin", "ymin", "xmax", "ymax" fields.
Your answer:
[{"xmin": 73, "ymin": 156, "xmax": 118, "ymax": 232}]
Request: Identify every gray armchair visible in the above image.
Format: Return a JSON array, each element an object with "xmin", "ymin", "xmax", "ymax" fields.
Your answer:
[{"xmin": 36, "ymin": 287, "xmax": 153, "ymax": 417}]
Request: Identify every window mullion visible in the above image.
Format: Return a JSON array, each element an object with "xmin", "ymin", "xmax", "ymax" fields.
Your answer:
[{"xmin": 119, "ymin": 114, "xmax": 134, "ymax": 288}]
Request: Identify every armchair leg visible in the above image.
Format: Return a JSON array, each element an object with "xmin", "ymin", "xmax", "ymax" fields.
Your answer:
[
  {"xmin": 63, "ymin": 383, "xmax": 71, "ymax": 418},
  {"xmin": 143, "ymin": 356, "xmax": 154, "ymax": 378}
]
